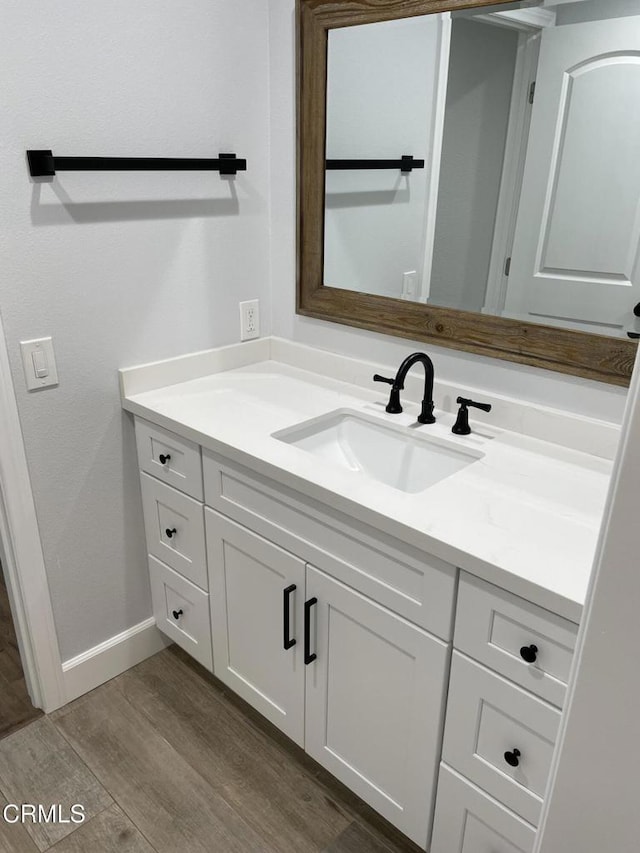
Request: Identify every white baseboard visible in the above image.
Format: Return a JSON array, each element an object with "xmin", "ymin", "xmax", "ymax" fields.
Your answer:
[{"xmin": 62, "ymin": 618, "xmax": 171, "ymax": 704}]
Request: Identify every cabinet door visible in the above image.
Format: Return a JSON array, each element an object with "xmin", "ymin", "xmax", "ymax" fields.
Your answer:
[
  {"xmin": 304, "ymin": 565, "xmax": 449, "ymax": 848},
  {"xmin": 430, "ymin": 765, "xmax": 536, "ymax": 853},
  {"xmin": 206, "ymin": 510, "xmax": 306, "ymax": 746}
]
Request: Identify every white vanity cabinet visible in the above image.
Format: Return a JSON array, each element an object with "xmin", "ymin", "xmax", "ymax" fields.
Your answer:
[
  {"xmin": 430, "ymin": 573, "xmax": 579, "ymax": 853},
  {"xmin": 135, "ymin": 420, "xmax": 213, "ymax": 671},
  {"xmin": 132, "ymin": 416, "xmax": 579, "ymax": 851},
  {"xmin": 204, "ymin": 465, "xmax": 452, "ymax": 846}
]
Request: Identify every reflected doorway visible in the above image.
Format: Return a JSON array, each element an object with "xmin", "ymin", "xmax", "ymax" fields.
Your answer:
[{"xmin": 0, "ymin": 559, "xmax": 42, "ymax": 738}]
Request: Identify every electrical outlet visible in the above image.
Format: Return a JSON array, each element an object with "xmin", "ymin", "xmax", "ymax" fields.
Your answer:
[{"xmin": 240, "ymin": 299, "xmax": 260, "ymax": 341}]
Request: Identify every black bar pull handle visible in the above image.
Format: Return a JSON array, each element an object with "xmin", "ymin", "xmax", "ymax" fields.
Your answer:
[
  {"xmin": 283, "ymin": 584, "xmax": 297, "ymax": 650},
  {"xmin": 304, "ymin": 597, "xmax": 318, "ymax": 665}
]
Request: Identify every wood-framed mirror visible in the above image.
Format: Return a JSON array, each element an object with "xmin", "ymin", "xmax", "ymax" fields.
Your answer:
[{"xmin": 296, "ymin": 0, "xmax": 638, "ymax": 386}]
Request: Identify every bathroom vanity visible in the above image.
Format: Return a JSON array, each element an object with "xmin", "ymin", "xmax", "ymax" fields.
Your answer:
[{"xmin": 120, "ymin": 339, "xmax": 613, "ymax": 851}]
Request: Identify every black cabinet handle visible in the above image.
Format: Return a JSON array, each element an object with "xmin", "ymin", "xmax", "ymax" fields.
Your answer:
[
  {"xmin": 283, "ymin": 584, "xmax": 297, "ymax": 650},
  {"xmin": 172, "ymin": 609, "xmax": 183, "ymax": 620},
  {"xmin": 159, "ymin": 453, "xmax": 171, "ymax": 465},
  {"xmin": 504, "ymin": 748, "xmax": 521, "ymax": 768},
  {"xmin": 520, "ymin": 644, "xmax": 538, "ymax": 663},
  {"xmin": 304, "ymin": 597, "xmax": 318, "ymax": 665},
  {"xmin": 165, "ymin": 527, "xmax": 177, "ymax": 539}
]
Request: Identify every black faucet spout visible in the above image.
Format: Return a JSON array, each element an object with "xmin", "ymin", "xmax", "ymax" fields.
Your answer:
[
  {"xmin": 394, "ymin": 353, "xmax": 436, "ymax": 424},
  {"xmin": 373, "ymin": 352, "xmax": 436, "ymax": 424}
]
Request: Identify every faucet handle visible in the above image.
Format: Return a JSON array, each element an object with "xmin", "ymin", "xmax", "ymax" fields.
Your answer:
[
  {"xmin": 452, "ymin": 397, "xmax": 492, "ymax": 435},
  {"xmin": 457, "ymin": 396, "xmax": 492, "ymax": 413},
  {"xmin": 374, "ymin": 374, "xmax": 403, "ymax": 414}
]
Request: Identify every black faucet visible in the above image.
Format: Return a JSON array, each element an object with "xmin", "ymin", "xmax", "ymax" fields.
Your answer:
[{"xmin": 373, "ymin": 352, "xmax": 436, "ymax": 424}]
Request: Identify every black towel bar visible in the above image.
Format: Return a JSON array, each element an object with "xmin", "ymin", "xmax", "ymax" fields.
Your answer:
[
  {"xmin": 326, "ymin": 155, "xmax": 424, "ymax": 173},
  {"xmin": 27, "ymin": 150, "xmax": 246, "ymax": 178}
]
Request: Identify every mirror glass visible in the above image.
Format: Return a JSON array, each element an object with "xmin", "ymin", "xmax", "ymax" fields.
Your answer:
[{"xmin": 324, "ymin": 0, "xmax": 640, "ymax": 340}]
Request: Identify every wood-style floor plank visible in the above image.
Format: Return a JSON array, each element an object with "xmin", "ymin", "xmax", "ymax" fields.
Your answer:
[
  {"xmin": 0, "ymin": 571, "xmax": 42, "ymax": 739},
  {"xmin": 53, "ymin": 680, "xmax": 277, "ymax": 853},
  {"xmin": 166, "ymin": 647, "xmax": 421, "ymax": 853},
  {"xmin": 0, "ymin": 797, "xmax": 40, "ymax": 853},
  {"xmin": 0, "ymin": 718, "xmax": 113, "ymax": 851},
  {"xmin": 323, "ymin": 821, "xmax": 407, "ymax": 853},
  {"xmin": 46, "ymin": 804, "xmax": 156, "ymax": 853},
  {"xmin": 115, "ymin": 648, "xmax": 352, "ymax": 853}
]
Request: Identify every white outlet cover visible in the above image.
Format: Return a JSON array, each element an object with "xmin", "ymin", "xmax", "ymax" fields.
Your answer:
[
  {"xmin": 239, "ymin": 299, "xmax": 260, "ymax": 341},
  {"xmin": 20, "ymin": 337, "xmax": 59, "ymax": 391}
]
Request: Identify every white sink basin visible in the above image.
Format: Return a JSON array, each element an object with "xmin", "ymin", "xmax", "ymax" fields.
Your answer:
[{"xmin": 272, "ymin": 409, "xmax": 482, "ymax": 493}]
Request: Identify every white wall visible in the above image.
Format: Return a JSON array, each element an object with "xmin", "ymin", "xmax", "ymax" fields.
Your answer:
[
  {"xmin": 324, "ymin": 17, "xmax": 443, "ymax": 298},
  {"xmin": 535, "ymin": 342, "xmax": 640, "ymax": 853},
  {"xmin": 0, "ymin": 0, "xmax": 271, "ymax": 660},
  {"xmin": 268, "ymin": 1, "xmax": 628, "ymax": 423}
]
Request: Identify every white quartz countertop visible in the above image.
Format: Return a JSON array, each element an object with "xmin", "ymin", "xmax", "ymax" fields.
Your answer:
[{"xmin": 122, "ymin": 358, "xmax": 613, "ymax": 623}]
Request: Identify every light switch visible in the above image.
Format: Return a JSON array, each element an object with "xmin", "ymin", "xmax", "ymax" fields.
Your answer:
[
  {"xmin": 20, "ymin": 337, "xmax": 59, "ymax": 390},
  {"xmin": 401, "ymin": 271, "xmax": 417, "ymax": 300},
  {"xmin": 31, "ymin": 350, "xmax": 48, "ymax": 379}
]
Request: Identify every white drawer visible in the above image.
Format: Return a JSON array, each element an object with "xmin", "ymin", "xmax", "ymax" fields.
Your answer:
[
  {"xmin": 141, "ymin": 473, "xmax": 207, "ymax": 590},
  {"xmin": 135, "ymin": 417, "xmax": 203, "ymax": 500},
  {"xmin": 202, "ymin": 451, "xmax": 456, "ymax": 640},
  {"xmin": 442, "ymin": 652, "xmax": 561, "ymax": 826},
  {"xmin": 455, "ymin": 572, "xmax": 578, "ymax": 707},
  {"xmin": 149, "ymin": 555, "xmax": 212, "ymax": 671},
  {"xmin": 431, "ymin": 765, "xmax": 536, "ymax": 853}
]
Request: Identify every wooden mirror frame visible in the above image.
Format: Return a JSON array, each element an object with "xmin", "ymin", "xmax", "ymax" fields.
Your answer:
[{"xmin": 296, "ymin": 0, "xmax": 636, "ymax": 386}]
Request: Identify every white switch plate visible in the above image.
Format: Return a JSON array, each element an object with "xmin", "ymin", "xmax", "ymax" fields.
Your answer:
[
  {"xmin": 239, "ymin": 299, "xmax": 260, "ymax": 341},
  {"xmin": 20, "ymin": 337, "xmax": 59, "ymax": 391},
  {"xmin": 401, "ymin": 271, "xmax": 417, "ymax": 300}
]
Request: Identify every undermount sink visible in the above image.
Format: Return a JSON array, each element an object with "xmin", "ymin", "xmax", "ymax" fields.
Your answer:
[{"xmin": 272, "ymin": 409, "xmax": 482, "ymax": 493}]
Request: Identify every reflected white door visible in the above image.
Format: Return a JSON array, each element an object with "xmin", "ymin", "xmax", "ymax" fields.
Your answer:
[{"xmin": 505, "ymin": 16, "xmax": 640, "ymax": 336}]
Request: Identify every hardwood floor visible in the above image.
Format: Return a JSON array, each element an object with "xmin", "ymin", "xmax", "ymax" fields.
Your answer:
[
  {"xmin": 0, "ymin": 646, "xmax": 421, "ymax": 853},
  {"xmin": 0, "ymin": 569, "xmax": 42, "ymax": 739}
]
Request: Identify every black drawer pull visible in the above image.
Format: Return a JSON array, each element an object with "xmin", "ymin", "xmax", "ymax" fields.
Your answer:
[
  {"xmin": 283, "ymin": 584, "xmax": 297, "ymax": 650},
  {"xmin": 504, "ymin": 748, "xmax": 521, "ymax": 768},
  {"xmin": 304, "ymin": 597, "xmax": 318, "ymax": 665},
  {"xmin": 159, "ymin": 453, "xmax": 171, "ymax": 465},
  {"xmin": 520, "ymin": 644, "xmax": 538, "ymax": 663},
  {"xmin": 172, "ymin": 609, "xmax": 183, "ymax": 620},
  {"xmin": 165, "ymin": 527, "xmax": 177, "ymax": 539}
]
